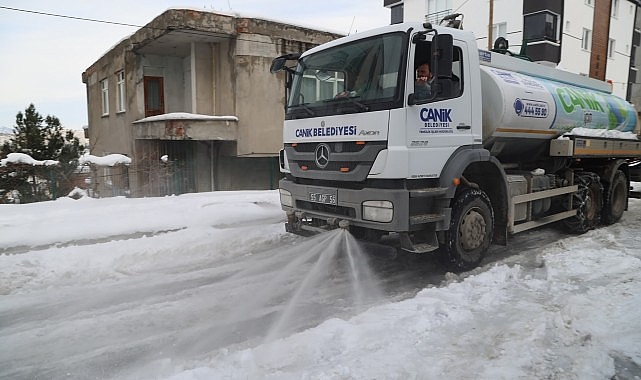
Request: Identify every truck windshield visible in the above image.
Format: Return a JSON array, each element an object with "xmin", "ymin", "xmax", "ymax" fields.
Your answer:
[{"xmin": 286, "ymin": 32, "xmax": 406, "ymax": 119}]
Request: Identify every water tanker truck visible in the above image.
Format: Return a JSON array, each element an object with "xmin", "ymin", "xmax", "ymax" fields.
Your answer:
[{"xmin": 270, "ymin": 14, "xmax": 641, "ymax": 270}]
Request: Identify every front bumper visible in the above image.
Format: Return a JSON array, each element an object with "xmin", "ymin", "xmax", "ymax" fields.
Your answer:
[{"xmin": 280, "ymin": 178, "xmax": 414, "ymax": 233}]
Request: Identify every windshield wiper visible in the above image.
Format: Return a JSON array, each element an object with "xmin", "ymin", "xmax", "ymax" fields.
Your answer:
[
  {"xmin": 288, "ymin": 103, "xmax": 316, "ymax": 116},
  {"xmin": 335, "ymin": 96, "xmax": 370, "ymax": 112}
]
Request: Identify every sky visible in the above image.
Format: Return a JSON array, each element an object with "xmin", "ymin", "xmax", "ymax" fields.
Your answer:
[
  {"xmin": 1, "ymin": 187, "xmax": 640, "ymax": 378},
  {"xmin": 0, "ymin": 1, "xmax": 390, "ymax": 131}
]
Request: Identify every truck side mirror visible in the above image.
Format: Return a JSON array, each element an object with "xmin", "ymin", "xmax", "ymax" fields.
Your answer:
[
  {"xmin": 270, "ymin": 53, "xmax": 301, "ymax": 74},
  {"xmin": 270, "ymin": 56, "xmax": 288, "ymax": 74},
  {"xmin": 432, "ymin": 34, "xmax": 453, "ymax": 79},
  {"xmin": 431, "ymin": 34, "xmax": 454, "ymax": 98}
]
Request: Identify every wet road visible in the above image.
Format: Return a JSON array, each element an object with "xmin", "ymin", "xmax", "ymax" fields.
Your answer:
[{"xmin": 0, "ymin": 223, "xmax": 568, "ymax": 380}]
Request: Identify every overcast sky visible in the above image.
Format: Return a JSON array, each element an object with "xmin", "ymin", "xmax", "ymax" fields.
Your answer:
[{"xmin": 0, "ymin": 1, "xmax": 390, "ymax": 131}]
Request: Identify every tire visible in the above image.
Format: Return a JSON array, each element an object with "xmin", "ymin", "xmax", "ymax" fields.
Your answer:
[
  {"xmin": 602, "ymin": 170, "xmax": 627, "ymax": 225},
  {"xmin": 443, "ymin": 188, "xmax": 494, "ymax": 271},
  {"xmin": 563, "ymin": 172, "xmax": 603, "ymax": 233}
]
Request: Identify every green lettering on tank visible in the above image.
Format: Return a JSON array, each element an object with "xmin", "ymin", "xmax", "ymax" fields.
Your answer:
[
  {"xmin": 556, "ymin": 87, "xmax": 604, "ymax": 113},
  {"xmin": 557, "ymin": 88, "xmax": 574, "ymax": 113},
  {"xmin": 568, "ymin": 88, "xmax": 586, "ymax": 111},
  {"xmin": 581, "ymin": 91, "xmax": 604, "ymax": 112}
]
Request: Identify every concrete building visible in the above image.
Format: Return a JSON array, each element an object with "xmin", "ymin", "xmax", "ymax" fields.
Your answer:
[
  {"xmin": 82, "ymin": 9, "xmax": 340, "ymax": 197},
  {"xmin": 384, "ymin": 0, "xmax": 641, "ymax": 114}
]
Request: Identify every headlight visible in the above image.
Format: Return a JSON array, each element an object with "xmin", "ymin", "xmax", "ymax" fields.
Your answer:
[
  {"xmin": 279, "ymin": 149, "xmax": 290, "ymax": 173},
  {"xmin": 279, "ymin": 188, "xmax": 293, "ymax": 208},
  {"xmin": 362, "ymin": 200, "xmax": 393, "ymax": 222}
]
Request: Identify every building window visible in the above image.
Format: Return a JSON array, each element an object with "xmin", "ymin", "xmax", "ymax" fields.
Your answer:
[
  {"xmin": 585, "ymin": 0, "xmax": 593, "ymax": 6},
  {"xmin": 426, "ymin": 0, "xmax": 453, "ymax": 23},
  {"xmin": 523, "ymin": 11, "xmax": 559, "ymax": 43},
  {"xmin": 391, "ymin": 4, "xmax": 403, "ymax": 24},
  {"xmin": 582, "ymin": 28, "xmax": 592, "ymax": 51},
  {"xmin": 611, "ymin": 0, "xmax": 619, "ymax": 18},
  {"xmin": 116, "ymin": 71, "xmax": 126, "ymax": 113},
  {"xmin": 427, "ymin": 0, "xmax": 453, "ymax": 13},
  {"xmin": 144, "ymin": 76, "xmax": 164, "ymax": 117},
  {"xmin": 100, "ymin": 79, "xmax": 109, "ymax": 116},
  {"xmin": 609, "ymin": 38, "xmax": 616, "ymax": 58},
  {"xmin": 492, "ymin": 22, "xmax": 507, "ymax": 41}
]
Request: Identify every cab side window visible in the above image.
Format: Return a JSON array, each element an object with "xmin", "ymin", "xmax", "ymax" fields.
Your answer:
[{"xmin": 413, "ymin": 42, "xmax": 463, "ymax": 102}]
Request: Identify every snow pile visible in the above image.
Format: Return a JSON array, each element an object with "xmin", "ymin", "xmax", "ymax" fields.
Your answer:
[
  {"xmin": 67, "ymin": 187, "xmax": 89, "ymax": 199},
  {"xmin": 78, "ymin": 153, "xmax": 132, "ymax": 166},
  {"xmin": 563, "ymin": 127, "xmax": 639, "ymax": 140},
  {"xmin": 0, "ymin": 152, "xmax": 59, "ymax": 166}
]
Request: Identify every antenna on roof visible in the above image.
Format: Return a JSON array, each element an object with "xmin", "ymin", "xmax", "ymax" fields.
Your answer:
[{"xmin": 347, "ymin": 16, "xmax": 355, "ymax": 35}]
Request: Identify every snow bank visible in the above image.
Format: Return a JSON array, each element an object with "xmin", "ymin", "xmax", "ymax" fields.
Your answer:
[
  {"xmin": 0, "ymin": 152, "xmax": 59, "ymax": 166},
  {"xmin": 78, "ymin": 153, "xmax": 132, "ymax": 166},
  {"xmin": 1, "ymin": 192, "xmax": 640, "ymax": 379}
]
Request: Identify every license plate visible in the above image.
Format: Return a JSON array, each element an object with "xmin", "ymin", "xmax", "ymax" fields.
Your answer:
[{"xmin": 308, "ymin": 188, "xmax": 337, "ymax": 205}]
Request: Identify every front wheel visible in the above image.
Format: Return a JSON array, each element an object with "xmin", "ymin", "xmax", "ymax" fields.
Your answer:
[{"xmin": 443, "ymin": 188, "xmax": 494, "ymax": 271}]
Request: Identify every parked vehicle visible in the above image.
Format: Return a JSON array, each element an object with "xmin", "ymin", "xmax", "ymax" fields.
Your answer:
[{"xmin": 271, "ymin": 14, "xmax": 641, "ymax": 270}]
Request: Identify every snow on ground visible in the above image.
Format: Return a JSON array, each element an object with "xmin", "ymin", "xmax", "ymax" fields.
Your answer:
[{"xmin": 1, "ymin": 190, "xmax": 640, "ymax": 379}]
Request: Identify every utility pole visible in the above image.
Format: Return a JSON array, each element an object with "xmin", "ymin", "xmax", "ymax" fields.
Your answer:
[{"xmin": 488, "ymin": 0, "xmax": 494, "ymax": 50}]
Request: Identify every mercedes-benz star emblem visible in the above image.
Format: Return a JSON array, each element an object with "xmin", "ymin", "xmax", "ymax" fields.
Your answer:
[{"xmin": 315, "ymin": 143, "xmax": 330, "ymax": 169}]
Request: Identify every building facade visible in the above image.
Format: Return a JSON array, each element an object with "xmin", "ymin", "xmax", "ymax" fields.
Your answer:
[
  {"xmin": 384, "ymin": 0, "xmax": 641, "ymax": 112},
  {"xmin": 82, "ymin": 9, "xmax": 340, "ymax": 197}
]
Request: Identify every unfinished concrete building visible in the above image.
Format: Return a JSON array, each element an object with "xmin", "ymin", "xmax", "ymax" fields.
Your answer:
[{"xmin": 82, "ymin": 9, "xmax": 340, "ymax": 196}]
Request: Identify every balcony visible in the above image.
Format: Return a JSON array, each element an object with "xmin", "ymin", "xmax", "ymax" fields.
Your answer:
[{"xmin": 133, "ymin": 112, "xmax": 238, "ymax": 141}]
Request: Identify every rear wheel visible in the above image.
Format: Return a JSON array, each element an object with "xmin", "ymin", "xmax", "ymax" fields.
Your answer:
[
  {"xmin": 443, "ymin": 188, "xmax": 494, "ymax": 271},
  {"xmin": 564, "ymin": 172, "xmax": 603, "ymax": 233},
  {"xmin": 602, "ymin": 170, "xmax": 627, "ymax": 225}
]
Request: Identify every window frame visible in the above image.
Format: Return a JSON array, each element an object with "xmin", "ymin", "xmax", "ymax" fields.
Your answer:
[
  {"xmin": 492, "ymin": 22, "xmax": 507, "ymax": 40},
  {"xmin": 100, "ymin": 78, "xmax": 109, "ymax": 116},
  {"xmin": 608, "ymin": 38, "xmax": 616, "ymax": 58},
  {"xmin": 523, "ymin": 10, "xmax": 560, "ymax": 43},
  {"xmin": 143, "ymin": 76, "xmax": 165, "ymax": 117},
  {"xmin": 582, "ymin": 28, "xmax": 592, "ymax": 51},
  {"xmin": 116, "ymin": 70, "xmax": 126, "ymax": 113},
  {"xmin": 413, "ymin": 42, "xmax": 464, "ymax": 104}
]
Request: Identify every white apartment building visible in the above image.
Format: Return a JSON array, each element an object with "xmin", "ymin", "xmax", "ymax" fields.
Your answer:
[{"xmin": 384, "ymin": 0, "xmax": 641, "ymax": 110}]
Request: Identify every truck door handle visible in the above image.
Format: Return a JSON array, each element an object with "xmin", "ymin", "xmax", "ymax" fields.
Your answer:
[{"xmin": 457, "ymin": 124, "xmax": 471, "ymax": 130}]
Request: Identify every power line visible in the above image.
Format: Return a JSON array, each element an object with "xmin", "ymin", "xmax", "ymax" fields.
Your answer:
[
  {"xmin": 0, "ymin": 5, "xmax": 144, "ymax": 29},
  {"xmin": 0, "ymin": 5, "xmax": 333, "ymax": 49}
]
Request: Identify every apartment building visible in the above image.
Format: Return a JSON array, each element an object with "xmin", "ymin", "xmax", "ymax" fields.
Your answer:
[{"xmin": 384, "ymin": 0, "xmax": 641, "ymax": 112}]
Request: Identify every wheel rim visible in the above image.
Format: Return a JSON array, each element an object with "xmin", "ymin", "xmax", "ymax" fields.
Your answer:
[
  {"xmin": 585, "ymin": 187, "xmax": 599, "ymax": 220},
  {"xmin": 459, "ymin": 208, "xmax": 486, "ymax": 251}
]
